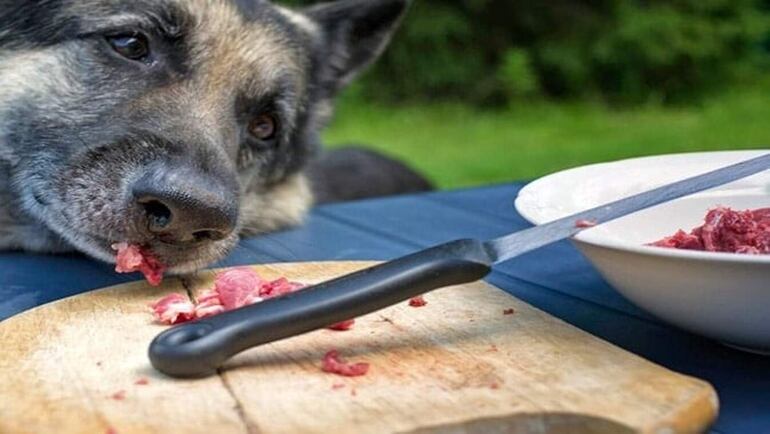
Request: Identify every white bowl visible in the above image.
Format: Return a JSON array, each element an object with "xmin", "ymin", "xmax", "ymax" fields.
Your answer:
[{"xmin": 514, "ymin": 150, "xmax": 770, "ymax": 354}]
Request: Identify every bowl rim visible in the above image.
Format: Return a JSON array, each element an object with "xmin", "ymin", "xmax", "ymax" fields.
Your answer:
[{"xmin": 514, "ymin": 150, "xmax": 770, "ymax": 265}]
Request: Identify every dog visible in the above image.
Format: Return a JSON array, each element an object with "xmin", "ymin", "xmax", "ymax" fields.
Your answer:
[{"xmin": 0, "ymin": 0, "xmax": 431, "ymax": 274}]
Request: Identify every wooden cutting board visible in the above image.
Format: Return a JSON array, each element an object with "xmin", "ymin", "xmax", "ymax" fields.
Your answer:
[{"xmin": 0, "ymin": 262, "xmax": 717, "ymax": 434}]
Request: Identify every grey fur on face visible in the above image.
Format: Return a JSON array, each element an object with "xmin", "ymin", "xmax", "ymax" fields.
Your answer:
[{"xmin": 0, "ymin": 0, "xmax": 411, "ymax": 273}]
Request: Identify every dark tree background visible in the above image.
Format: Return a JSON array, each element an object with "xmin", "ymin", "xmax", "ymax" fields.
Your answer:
[{"xmin": 283, "ymin": 0, "xmax": 769, "ymax": 105}]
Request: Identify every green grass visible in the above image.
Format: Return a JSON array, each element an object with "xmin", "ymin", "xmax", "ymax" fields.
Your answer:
[{"xmin": 323, "ymin": 83, "xmax": 770, "ymax": 189}]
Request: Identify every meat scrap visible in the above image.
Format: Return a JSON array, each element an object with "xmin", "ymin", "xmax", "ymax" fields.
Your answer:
[
  {"xmin": 650, "ymin": 207, "xmax": 770, "ymax": 254},
  {"xmin": 110, "ymin": 390, "xmax": 126, "ymax": 401},
  {"xmin": 575, "ymin": 219, "xmax": 598, "ymax": 229},
  {"xmin": 258, "ymin": 277, "xmax": 305, "ymax": 299},
  {"xmin": 112, "ymin": 242, "xmax": 166, "ymax": 286},
  {"xmin": 321, "ymin": 350, "xmax": 370, "ymax": 377},
  {"xmin": 134, "ymin": 378, "xmax": 149, "ymax": 386},
  {"xmin": 327, "ymin": 319, "xmax": 356, "ymax": 331},
  {"xmin": 150, "ymin": 268, "xmax": 302, "ymax": 325},
  {"xmin": 149, "ymin": 268, "xmax": 356, "ymax": 332},
  {"xmin": 409, "ymin": 296, "xmax": 428, "ymax": 307},
  {"xmin": 211, "ymin": 267, "xmax": 266, "ymax": 310},
  {"xmin": 149, "ymin": 293, "xmax": 195, "ymax": 325}
]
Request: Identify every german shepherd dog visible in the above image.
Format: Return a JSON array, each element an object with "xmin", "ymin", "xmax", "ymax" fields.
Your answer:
[{"xmin": 0, "ymin": 0, "xmax": 430, "ymax": 273}]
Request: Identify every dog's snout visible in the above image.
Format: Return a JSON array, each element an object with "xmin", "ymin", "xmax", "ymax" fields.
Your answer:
[{"xmin": 131, "ymin": 167, "xmax": 238, "ymax": 245}]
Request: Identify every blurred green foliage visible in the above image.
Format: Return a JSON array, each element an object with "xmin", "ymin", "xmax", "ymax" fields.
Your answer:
[
  {"xmin": 324, "ymin": 79, "xmax": 770, "ymax": 188},
  {"xmin": 497, "ymin": 48, "xmax": 540, "ymax": 99},
  {"xmin": 284, "ymin": 0, "xmax": 769, "ymax": 105}
]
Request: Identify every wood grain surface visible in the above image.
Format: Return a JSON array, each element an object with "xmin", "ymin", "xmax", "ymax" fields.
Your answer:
[{"xmin": 0, "ymin": 262, "xmax": 718, "ymax": 434}]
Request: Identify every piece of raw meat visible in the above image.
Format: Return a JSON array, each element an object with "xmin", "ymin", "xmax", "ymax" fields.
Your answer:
[
  {"xmin": 149, "ymin": 269, "xmax": 355, "ymax": 331},
  {"xmin": 193, "ymin": 290, "xmax": 227, "ymax": 320},
  {"xmin": 327, "ymin": 319, "xmax": 356, "ymax": 331},
  {"xmin": 575, "ymin": 219, "xmax": 597, "ymax": 228},
  {"xmin": 650, "ymin": 207, "xmax": 770, "ymax": 254},
  {"xmin": 112, "ymin": 242, "xmax": 166, "ymax": 286},
  {"xmin": 213, "ymin": 267, "xmax": 265, "ymax": 310},
  {"xmin": 408, "ymin": 296, "xmax": 427, "ymax": 307},
  {"xmin": 321, "ymin": 350, "xmax": 370, "ymax": 377},
  {"xmin": 149, "ymin": 293, "xmax": 195, "ymax": 325},
  {"xmin": 258, "ymin": 277, "xmax": 306, "ymax": 299}
]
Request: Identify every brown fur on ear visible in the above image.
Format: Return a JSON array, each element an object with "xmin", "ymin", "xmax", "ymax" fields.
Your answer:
[
  {"xmin": 305, "ymin": 0, "xmax": 410, "ymax": 92},
  {"xmin": 239, "ymin": 174, "xmax": 314, "ymax": 236}
]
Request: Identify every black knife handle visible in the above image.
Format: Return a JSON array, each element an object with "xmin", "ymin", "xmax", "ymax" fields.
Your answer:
[{"xmin": 148, "ymin": 239, "xmax": 494, "ymax": 377}]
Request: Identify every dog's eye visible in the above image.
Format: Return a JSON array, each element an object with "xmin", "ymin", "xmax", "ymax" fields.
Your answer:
[
  {"xmin": 106, "ymin": 33, "xmax": 150, "ymax": 61},
  {"xmin": 248, "ymin": 114, "xmax": 277, "ymax": 141}
]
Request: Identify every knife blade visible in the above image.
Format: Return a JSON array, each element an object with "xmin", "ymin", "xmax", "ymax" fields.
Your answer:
[{"xmin": 149, "ymin": 152, "xmax": 770, "ymax": 377}]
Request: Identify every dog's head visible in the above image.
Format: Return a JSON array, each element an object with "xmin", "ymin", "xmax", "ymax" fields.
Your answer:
[{"xmin": 0, "ymin": 0, "xmax": 408, "ymax": 272}]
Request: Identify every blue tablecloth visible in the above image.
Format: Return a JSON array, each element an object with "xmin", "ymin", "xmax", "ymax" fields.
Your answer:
[{"xmin": 1, "ymin": 183, "xmax": 768, "ymax": 433}]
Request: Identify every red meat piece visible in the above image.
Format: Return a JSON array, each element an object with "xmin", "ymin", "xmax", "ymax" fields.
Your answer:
[
  {"xmin": 149, "ymin": 269, "xmax": 363, "ymax": 331},
  {"xmin": 651, "ymin": 230, "xmax": 704, "ymax": 250},
  {"xmin": 259, "ymin": 277, "xmax": 305, "ymax": 299},
  {"xmin": 575, "ymin": 219, "xmax": 598, "ymax": 228},
  {"xmin": 149, "ymin": 269, "xmax": 317, "ymax": 325},
  {"xmin": 409, "ymin": 296, "xmax": 427, "ymax": 307},
  {"xmin": 321, "ymin": 350, "xmax": 370, "ymax": 377},
  {"xmin": 110, "ymin": 390, "xmax": 126, "ymax": 401},
  {"xmin": 112, "ymin": 242, "xmax": 166, "ymax": 286},
  {"xmin": 650, "ymin": 207, "xmax": 770, "ymax": 254},
  {"xmin": 213, "ymin": 267, "xmax": 265, "ymax": 310},
  {"xmin": 149, "ymin": 293, "xmax": 196, "ymax": 325},
  {"xmin": 194, "ymin": 291, "xmax": 227, "ymax": 320},
  {"xmin": 328, "ymin": 319, "xmax": 356, "ymax": 331},
  {"xmin": 134, "ymin": 378, "xmax": 149, "ymax": 386}
]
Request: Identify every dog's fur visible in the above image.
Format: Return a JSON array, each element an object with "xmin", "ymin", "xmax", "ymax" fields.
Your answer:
[{"xmin": 0, "ymin": 0, "xmax": 430, "ymax": 273}]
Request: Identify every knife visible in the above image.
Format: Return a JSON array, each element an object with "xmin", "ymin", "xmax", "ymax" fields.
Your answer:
[{"xmin": 149, "ymin": 153, "xmax": 770, "ymax": 377}]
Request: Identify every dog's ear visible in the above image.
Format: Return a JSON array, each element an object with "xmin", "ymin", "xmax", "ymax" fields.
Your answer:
[{"xmin": 305, "ymin": 0, "xmax": 409, "ymax": 93}]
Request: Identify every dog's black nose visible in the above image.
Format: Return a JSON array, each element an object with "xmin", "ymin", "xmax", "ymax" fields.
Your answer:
[{"xmin": 131, "ymin": 166, "xmax": 238, "ymax": 245}]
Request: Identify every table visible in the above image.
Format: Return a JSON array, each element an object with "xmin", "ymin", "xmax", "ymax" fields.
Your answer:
[{"xmin": 1, "ymin": 183, "xmax": 768, "ymax": 433}]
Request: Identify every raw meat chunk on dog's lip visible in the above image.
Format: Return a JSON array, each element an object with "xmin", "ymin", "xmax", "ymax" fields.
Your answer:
[
  {"xmin": 111, "ymin": 242, "xmax": 166, "ymax": 286},
  {"xmin": 113, "ymin": 242, "xmax": 143, "ymax": 271}
]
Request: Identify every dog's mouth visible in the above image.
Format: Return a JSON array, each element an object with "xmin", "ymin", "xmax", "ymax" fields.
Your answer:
[
  {"xmin": 16, "ymin": 192, "xmax": 232, "ymax": 274},
  {"xmin": 85, "ymin": 233, "xmax": 238, "ymax": 275},
  {"xmin": 28, "ymin": 203, "xmax": 238, "ymax": 275},
  {"xmin": 18, "ymin": 191, "xmax": 240, "ymax": 279}
]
